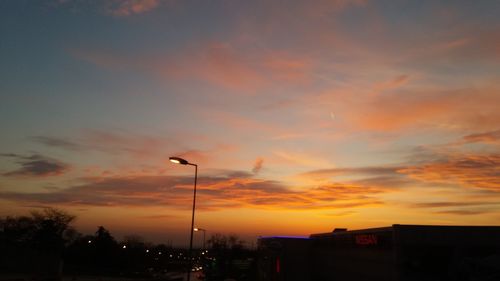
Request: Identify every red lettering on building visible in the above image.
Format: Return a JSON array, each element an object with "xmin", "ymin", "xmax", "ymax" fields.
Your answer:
[{"xmin": 355, "ymin": 234, "xmax": 378, "ymax": 245}]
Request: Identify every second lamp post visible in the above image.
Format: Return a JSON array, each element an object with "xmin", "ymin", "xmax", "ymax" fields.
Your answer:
[{"xmin": 194, "ymin": 227, "xmax": 206, "ymax": 250}]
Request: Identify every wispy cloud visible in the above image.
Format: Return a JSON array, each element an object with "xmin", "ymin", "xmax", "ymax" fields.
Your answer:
[
  {"xmin": 297, "ymin": 165, "xmax": 413, "ymax": 189},
  {"xmin": 273, "ymin": 150, "xmax": 332, "ymax": 168},
  {"xmin": 29, "ymin": 131, "xmax": 178, "ymax": 163},
  {"xmin": 1, "ymin": 153, "xmax": 69, "ymax": 178},
  {"xmin": 71, "ymin": 42, "xmax": 314, "ymax": 93},
  {"xmin": 406, "ymin": 28, "xmax": 500, "ymax": 63},
  {"xmin": 407, "ymin": 194, "xmax": 500, "ymax": 216},
  {"xmin": 410, "ymin": 201, "xmax": 499, "ymax": 209},
  {"xmin": 172, "ymin": 43, "xmax": 267, "ymax": 91},
  {"xmin": 434, "ymin": 209, "xmax": 491, "ymax": 216},
  {"xmin": 300, "ymin": 166, "xmax": 402, "ymax": 178},
  {"xmin": 460, "ymin": 130, "xmax": 500, "ymax": 145},
  {"xmin": 343, "ymin": 85, "xmax": 500, "ymax": 132},
  {"xmin": 0, "ymin": 170, "xmax": 387, "ymax": 211},
  {"xmin": 400, "ymin": 154, "xmax": 500, "ymax": 192},
  {"xmin": 30, "ymin": 136, "xmax": 84, "ymax": 151},
  {"xmin": 138, "ymin": 214, "xmax": 178, "ymax": 219},
  {"xmin": 29, "ymin": 130, "xmax": 236, "ymax": 167},
  {"xmin": 53, "ymin": 0, "xmax": 162, "ymax": 17},
  {"xmin": 108, "ymin": 0, "xmax": 160, "ymax": 17},
  {"xmin": 252, "ymin": 157, "xmax": 264, "ymax": 174},
  {"xmin": 323, "ymin": 210, "xmax": 357, "ymax": 217},
  {"xmin": 372, "ymin": 74, "xmax": 410, "ymax": 93}
]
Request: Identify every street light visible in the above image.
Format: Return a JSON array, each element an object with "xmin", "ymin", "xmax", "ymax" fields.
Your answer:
[
  {"xmin": 169, "ymin": 156, "xmax": 197, "ymax": 281},
  {"xmin": 194, "ymin": 227, "xmax": 207, "ymax": 250}
]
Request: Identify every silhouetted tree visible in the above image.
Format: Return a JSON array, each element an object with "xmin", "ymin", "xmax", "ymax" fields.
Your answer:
[
  {"xmin": 30, "ymin": 208, "xmax": 76, "ymax": 252},
  {"xmin": 0, "ymin": 208, "xmax": 76, "ymax": 281},
  {"xmin": 206, "ymin": 233, "xmax": 248, "ymax": 280},
  {"xmin": 119, "ymin": 235, "xmax": 149, "ymax": 273},
  {"xmin": 64, "ymin": 234, "xmax": 94, "ymax": 274},
  {"xmin": 0, "ymin": 215, "xmax": 36, "ymax": 272},
  {"xmin": 93, "ymin": 226, "xmax": 119, "ymax": 271},
  {"xmin": 31, "ymin": 208, "xmax": 76, "ymax": 281}
]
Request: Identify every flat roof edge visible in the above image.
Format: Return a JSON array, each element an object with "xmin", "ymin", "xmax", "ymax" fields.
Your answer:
[
  {"xmin": 258, "ymin": 236, "xmax": 310, "ymax": 240},
  {"xmin": 310, "ymin": 224, "xmax": 500, "ymax": 238}
]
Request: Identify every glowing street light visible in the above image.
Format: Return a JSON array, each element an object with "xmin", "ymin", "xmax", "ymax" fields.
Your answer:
[
  {"xmin": 194, "ymin": 227, "xmax": 207, "ymax": 250},
  {"xmin": 169, "ymin": 156, "xmax": 189, "ymax": 165},
  {"xmin": 169, "ymin": 156, "xmax": 198, "ymax": 281}
]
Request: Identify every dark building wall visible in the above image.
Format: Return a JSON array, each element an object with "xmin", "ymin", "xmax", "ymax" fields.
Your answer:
[
  {"xmin": 311, "ymin": 228, "xmax": 395, "ymax": 281},
  {"xmin": 257, "ymin": 237, "xmax": 311, "ymax": 281},
  {"xmin": 393, "ymin": 225, "xmax": 500, "ymax": 281},
  {"xmin": 258, "ymin": 225, "xmax": 500, "ymax": 281}
]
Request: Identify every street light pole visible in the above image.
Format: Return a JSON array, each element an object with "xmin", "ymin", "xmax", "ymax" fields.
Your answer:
[{"xmin": 169, "ymin": 157, "xmax": 198, "ymax": 281}]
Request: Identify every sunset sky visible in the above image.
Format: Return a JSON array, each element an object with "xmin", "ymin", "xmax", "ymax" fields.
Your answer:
[{"xmin": 1, "ymin": 0, "xmax": 499, "ymax": 246}]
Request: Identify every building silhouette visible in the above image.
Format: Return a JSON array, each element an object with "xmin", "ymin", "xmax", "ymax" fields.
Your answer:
[{"xmin": 258, "ymin": 224, "xmax": 500, "ymax": 281}]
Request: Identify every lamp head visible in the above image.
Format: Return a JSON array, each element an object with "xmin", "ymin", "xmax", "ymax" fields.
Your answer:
[{"xmin": 169, "ymin": 157, "xmax": 189, "ymax": 165}]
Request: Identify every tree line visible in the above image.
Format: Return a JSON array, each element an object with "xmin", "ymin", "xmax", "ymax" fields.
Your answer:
[{"xmin": 0, "ymin": 208, "xmax": 256, "ymax": 281}]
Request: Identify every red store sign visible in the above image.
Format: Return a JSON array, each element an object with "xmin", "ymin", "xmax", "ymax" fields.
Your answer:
[{"xmin": 355, "ymin": 234, "xmax": 378, "ymax": 245}]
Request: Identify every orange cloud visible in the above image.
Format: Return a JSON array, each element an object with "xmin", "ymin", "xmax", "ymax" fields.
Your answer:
[
  {"xmin": 410, "ymin": 201, "xmax": 498, "ymax": 209},
  {"xmin": 273, "ymin": 150, "xmax": 332, "ymax": 168},
  {"xmin": 407, "ymin": 29, "xmax": 500, "ymax": 63},
  {"xmin": 200, "ymin": 110, "xmax": 279, "ymax": 134},
  {"xmin": 323, "ymin": 210, "xmax": 357, "ymax": 217},
  {"xmin": 252, "ymin": 157, "xmax": 264, "ymax": 174},
  {"xmin": 399, "ymin": 154, "xmax": 500, "ymax": 192},
  {"xmin": 71, "ymin": 42, "xmax": 314, "ymax": 92},
  {"xmin": 183, "ymin": 43, "xmax": 266, "ymax": 91},
  {"xmin": 409, "ymin": 199, "xmax": 500, "ymax": 216},
  {"xmin": 344, "ymin": 85, "xmax": 500, "ymax": 132},
  {"xmin": 0, "ymin": 170, "xmax": 388, "ymax": 212},
  {"xmin": 198, "ymin": 178, "xmax": 386, "ymax": 210},
  {"xmin": 300, "ymin": 166, "xmax": 402, "ymax": 178},
  {"xmin": 433, "ymin": 209, "xmax": 491, "ymax": 215},
  {"xmin": 263, "ymin": 52, "xmax": 313, "ymax": 83},
  {"xmin": 372, "ymin": 74, "xmax": 410, "ymax": 93},
  {"xmin": 297, "ymin": 166, "xmax": 414, "ymax": 189},
  {"xmin": 461, "ymin": 130, "xmax": 500, "ymax": 145},
  {"xmin": 152, "ymin": 43, "xmax": 317, "ymax": 92}
]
